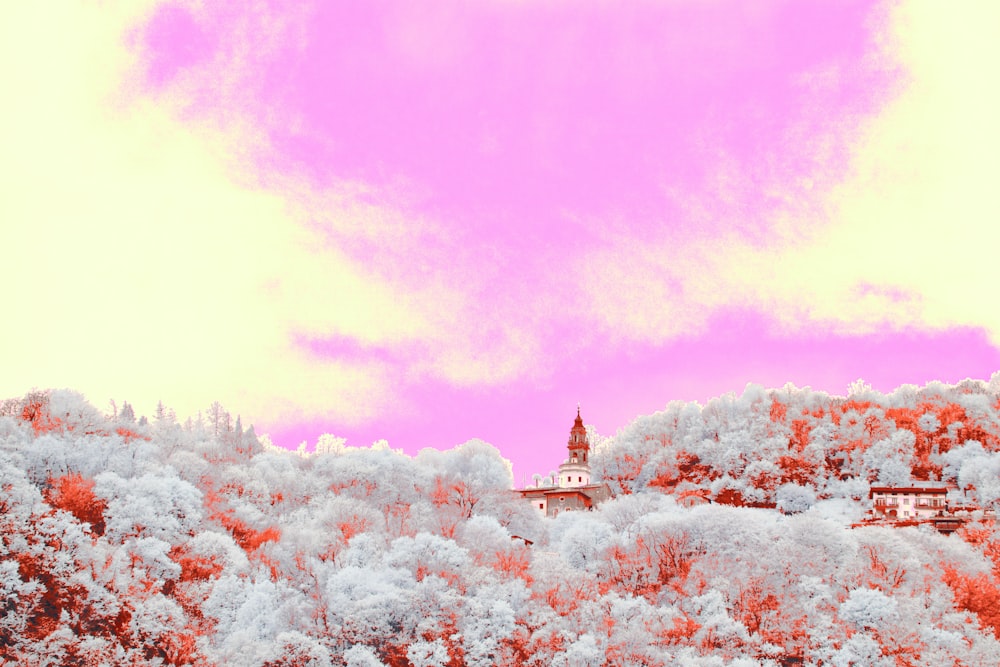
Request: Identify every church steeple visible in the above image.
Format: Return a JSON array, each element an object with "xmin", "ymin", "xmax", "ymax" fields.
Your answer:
[
  {"xmin": 560, "ymin": 405, "xmax": 591, "ymax": 488},
  {"xmin": 518, "ymin": 404, "xmax": 612, "ymax": 517},
  {"xmin": 567, "ymin": 405, "xmax": 589, "ymax": 460}
]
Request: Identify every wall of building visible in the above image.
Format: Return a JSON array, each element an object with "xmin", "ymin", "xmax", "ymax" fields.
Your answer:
[{"xmin": 871, "ymin": 490, "xmax": 947, "ymax": 519}]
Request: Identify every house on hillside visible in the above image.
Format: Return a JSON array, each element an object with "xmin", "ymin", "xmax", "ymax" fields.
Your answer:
[
  {"xmin": 518, "ymin": 407, "xmax": 613, "ymax": 517},
  {"xmin": 860, "ymin": 484, "xmax": 990, "ymax": 534},
  {"xmin": 870, "ymin": 486, "xmax": 948, "ymax": 520}
]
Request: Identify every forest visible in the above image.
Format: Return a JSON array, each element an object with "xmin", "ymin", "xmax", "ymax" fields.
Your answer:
[{"xmin": 5, "ymin": 378, "xmax": 1000, "ymax": 665}]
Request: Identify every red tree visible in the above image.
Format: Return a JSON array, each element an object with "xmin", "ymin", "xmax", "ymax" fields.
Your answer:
[{"xmin": 45, "ymin": 473, "xmax": 106, "ymax": 535}]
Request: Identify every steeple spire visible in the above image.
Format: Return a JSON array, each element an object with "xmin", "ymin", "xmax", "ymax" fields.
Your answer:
[
  {"xmin": 560, "ymin": 404, "xmax": 591, "ymax": 487},
  {"xmin": 568, "ymin": 405, "xmax": 588, "ymax": 451},
  {"xmin": 518, "ymin": 404, "xmax": 609, "ymax": 516}
]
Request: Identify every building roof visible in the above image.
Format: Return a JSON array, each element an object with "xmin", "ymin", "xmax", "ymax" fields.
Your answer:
[
  {"xmin": 869, "ymin": 486, "xmax": 948, "ymax": 496},
  {"xmin": 518, "ymin": 483, "xmax": 609, "ymax": 498}
]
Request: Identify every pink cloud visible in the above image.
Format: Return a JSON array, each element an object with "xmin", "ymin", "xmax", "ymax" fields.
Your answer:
[
  {"xmin": 136, "ymin": 0, "xmax": 895, "ymax": 254},
  {"xmin": 138, "ymin": 3, "xmax": 215, "ymax": 88}
]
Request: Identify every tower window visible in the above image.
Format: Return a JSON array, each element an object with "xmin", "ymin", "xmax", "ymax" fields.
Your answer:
[{"xmin": 578, "ymin": 476, "xmax": 582, "ymax": 483}]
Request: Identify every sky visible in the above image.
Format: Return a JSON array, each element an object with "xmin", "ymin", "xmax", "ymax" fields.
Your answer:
[{"xmin": 3, "ymin": 1, "xmax": 999, "ymax": 483}]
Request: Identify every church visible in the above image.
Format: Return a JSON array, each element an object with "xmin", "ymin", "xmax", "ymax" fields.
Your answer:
[{"xmin": 518, "ymin": 407, "xmax": 613, "ymax": 517}]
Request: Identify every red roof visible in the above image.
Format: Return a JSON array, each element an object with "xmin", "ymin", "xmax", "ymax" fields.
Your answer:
[{"xmin": 869, "ymin": 486, "xmax": 948, "ymax": 497}]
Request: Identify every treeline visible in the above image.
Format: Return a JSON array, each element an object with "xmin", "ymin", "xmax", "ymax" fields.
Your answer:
[
  {"xmin": 593, "ymin": 376, "xmax": 1000, "ymax": 509},
  {"xmin": 2, "ymin": 383, "xmax": 1000, "ymax": 665}
]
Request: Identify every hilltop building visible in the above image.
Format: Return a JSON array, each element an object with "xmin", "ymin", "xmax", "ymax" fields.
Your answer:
[
  {"xmin": 861, "ymin": 483, "xmax": 990, "ymax": 534},
  {"xmin": 870, "ymin": 486, "xmax": 949, "ymax": 520},
  {"xmin": 518, "ymin": 407, "xmax": 612, "ymax": 517}
]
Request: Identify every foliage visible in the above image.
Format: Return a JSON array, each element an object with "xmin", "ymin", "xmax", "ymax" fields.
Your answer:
[{"xmin": 4, "ymin": 379, "xmax": 1000, "ymax": 664}]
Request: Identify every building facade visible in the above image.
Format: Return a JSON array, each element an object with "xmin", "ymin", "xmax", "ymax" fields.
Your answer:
[
  {"xmin": 518, "ymin": 407, "xmax": 612, "ymax": 517},
  {"xmin": 869, "ymin": 486, "xmax": 948, "ymax": 520}
]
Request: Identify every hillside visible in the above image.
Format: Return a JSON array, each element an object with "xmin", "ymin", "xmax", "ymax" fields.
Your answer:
[
  {"xmin": 3, "ymin": 383, "xmax": 1000, "ymax": 665},
  {"xmin": 593, "ymin": 378, "xmax": 1000, "ymax": 508}
]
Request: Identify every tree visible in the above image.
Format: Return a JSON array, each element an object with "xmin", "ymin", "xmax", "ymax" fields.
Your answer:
[
  {"xmin": 96, "ymin": 471, "xmax": 203, "ymax": 543},
  {"xmin": 261, "ymin": 631, "xmax": 333, "ymax": 667},
  {"xmin": 45, "ymin": 472, "xmax": 107, "ymax": 534},
  {"xmin": 775, "ymin": 483, "xmax": 816, "ymax": 515},
  {"xmin": 343, "ymin": 645, "xmax": 388, "ymax": 667},
  {"xmin": 839, "ymin": 588, "xmax": 899, "ymax": 630}
]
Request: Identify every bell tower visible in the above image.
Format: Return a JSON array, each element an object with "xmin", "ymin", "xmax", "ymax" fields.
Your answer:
[
  {"xmin": 559, "ymin": 405, "xmax": 591, "ymax": 488},
  {"xmin": 517, "ymin": 404, "xmax": 612, "ymax": 517},
  {"xmin": 568, "ymin": 405, "xmax": 589, "ymax": 463}
]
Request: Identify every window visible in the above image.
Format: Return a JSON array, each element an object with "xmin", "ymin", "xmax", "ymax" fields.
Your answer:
[
  {"xmin": 538, "ymin": 503, "xmax": 544, "ymax": 509},
  {"xmin": 903, "ymin": 498, "xmax": 910, "ymax": 505},
  {"xmin": 578, "ymin": 476, "xmax": 582, "ymax": 483}
]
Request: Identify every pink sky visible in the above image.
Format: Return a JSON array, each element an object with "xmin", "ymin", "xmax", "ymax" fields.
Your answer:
[
  {"xmin": 132, "ymin": 0, "xmax": 997, "ymax": 479},
  {"xmin": 4, "ymin": 1, "xmax": 997, "ymax": 483},
  {"xmin": 270, "ymin": 314, "xmax": 1000, "ymax": 483}
]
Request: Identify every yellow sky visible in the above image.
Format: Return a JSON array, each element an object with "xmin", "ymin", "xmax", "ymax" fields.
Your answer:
[
  {"xmin": 0, "ymin": 3, "xmax": 420, "ymax": 423},
  {"xmin": 746, "ymin": 0, "xmax": 1000, "ymax": 338}
]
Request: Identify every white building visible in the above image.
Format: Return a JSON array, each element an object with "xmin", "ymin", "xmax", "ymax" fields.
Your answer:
[{"xmin": 869, "ymin": 486, "xmax": 948, "ymax": 520}]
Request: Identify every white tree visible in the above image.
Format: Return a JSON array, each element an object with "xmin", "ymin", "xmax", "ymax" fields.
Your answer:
[
  {"xmin": 262, "ymin": 631, "xmax": 332, "ymax": 666},
  {"xmin": 552, "ymin": 511, "xmax": 616, "ymax": 572},
  {"xmin": 861, "ymin": 430, "xmax": 915, "ymax": 486},
  {"xmin": 407, "ymin": 639, "xmax": 449, "ymax": 667},
  {"xmin": 47, "ymin": 389, "xmax": 104, "ymax": 434},
  {"xmin": 323, "ymin": 565, "xmax": 416, "ymax": 651},
  {"xmin": 128, "ymin": 593, "xmax": 187, "ymax": 657},
  {"xmin": 557, "ymin": 633, "xmax": 602, "ymax": 667},
  {"xmin": 686, "ymin": 589, "xmax": 749, "ymax": 652},
  {"xmin": 776, "ymin": 482, "xmax": 816, "ymax": 514},
  {"xmin": 839, "ymin": 587, "xmax": 899, "ymax": 630},
  {"xmin": 96, "ymin": 471, "xmax": 203, "ymax": 543},
  {"xmin": 0, "ymin": 559, "xmax": 42, "ymax": 646},
  {"xmin": 958, "ymin": 451, "xmax": 1000, "ymax": 506},
  {"xmin": 941, "ymin": 440, "xmax": 986, "ymax": 483},
  {"xmin": 832, "ymin": 632, "xmax": 894, "ymax": 667},
  {"xmin": 343, "ymin": 645, "xmax": 388, "ymax": 667},
  {"xmin": 459, "ymin": 587, "xmax": 518, "ymax": 666}
]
